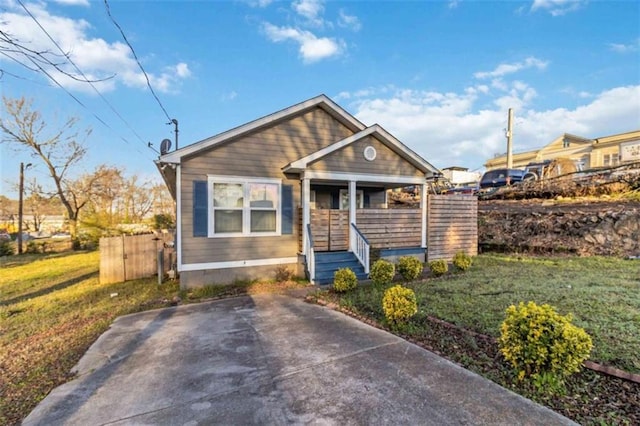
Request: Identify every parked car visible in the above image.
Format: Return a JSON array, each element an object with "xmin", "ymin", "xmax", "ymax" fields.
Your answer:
[
  {"xmin": 478, "ymin": 168, "xmax": 526, "ymax": 190},
  {"xmin": 0, "ymin": 231, "xmax": 11, "ymax": 241}
]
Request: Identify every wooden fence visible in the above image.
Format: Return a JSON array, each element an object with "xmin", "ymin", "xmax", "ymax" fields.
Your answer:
[
  {"xmin": 427, "ymin": 194, "xmax": 478, "ymax": 261},
  {"xmin": 99, "ymin": 233, "xmax": 175, "ymax": 284},
  {"xmin": 356, "ymin": 209, "xmax": 422, "ymax": 249}
]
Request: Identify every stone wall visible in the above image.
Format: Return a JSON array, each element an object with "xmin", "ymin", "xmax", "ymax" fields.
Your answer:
[{"xmin": 478, "ymin": 201, "xmax": 640, "ymax": 257}]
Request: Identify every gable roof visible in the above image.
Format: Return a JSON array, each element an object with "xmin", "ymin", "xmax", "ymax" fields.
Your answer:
[
  {"xmin": 159, "ymin": 94, "xmax": 366, "ymax": 164},
  {"xmin": 283, "ymin": 124, "xmax": 439, "ymax": 175}
]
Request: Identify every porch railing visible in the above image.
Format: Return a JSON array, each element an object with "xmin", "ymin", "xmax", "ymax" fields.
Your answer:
[
  {"xmin": 305, "ymin": 224, "xmax": 315, "ymax": 283},
  {"xmin": 350, "ymin": 223, "xmax": 370, "ymax": 274}
]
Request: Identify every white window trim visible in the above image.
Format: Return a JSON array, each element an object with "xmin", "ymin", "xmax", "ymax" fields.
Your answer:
[{"xmin": 207, "ymin": 176, "xmax": 282, "ymax": 238}]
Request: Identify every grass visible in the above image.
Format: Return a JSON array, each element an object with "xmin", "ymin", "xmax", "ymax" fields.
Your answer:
[
  {"xmin": 333, "ymin": 254, "xmax": 640, "ymax": 374},
  {"xmin": 0, "ymin": 250, "xmax": 308, "ymax": 425},
  {"xmin": 2, "ymin": 251, "xmax": 636, "ymax": 424},
  {"xmin": 318, "ymin": 254, "xmax": 640, "ymax": 425}
]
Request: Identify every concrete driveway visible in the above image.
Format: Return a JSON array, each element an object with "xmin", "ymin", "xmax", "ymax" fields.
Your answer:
[{"xmin": 24, "ymin": 294, "xmax": 576, "ymax": 425}]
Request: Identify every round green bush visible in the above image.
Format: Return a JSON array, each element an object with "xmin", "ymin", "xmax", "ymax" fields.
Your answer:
[
  {"xmin": 499, "ymin": 301, "xmax": 593, "ymax": 383},
  {"xmin": 397, "ymin": 256, "xmax": 424, "ymax": 281},
  {"xmin": 0, "ymin": 240, "xmax": 14, "ymax": 256},
  {"xmin": 382, "ymin": 285, "xmax": 418, "ymax": 324},
  {"xmin": 452, "ymin": 251, "xmax": 472, "ymax": 271},
  {"xmin": 428, "ymin": 259, "xmax": 448, "ymax": 277},
  {"xmin": 333, "ymin": 267, "xmax": 358, "ymax": 292},
  {"xmin": 369, "ymin": 259, "xmax": 395, "ymax": 286}
]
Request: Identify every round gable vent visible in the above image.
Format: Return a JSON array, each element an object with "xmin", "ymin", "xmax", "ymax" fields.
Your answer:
[{"xmin": 364, "ymin": 145, "xmax": 377, "ymax": 161}]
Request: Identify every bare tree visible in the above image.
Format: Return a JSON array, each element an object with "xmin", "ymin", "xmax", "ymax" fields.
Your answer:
[{"xmin": 0, "ymin": 96, "xmax": 100, "ymax": 239}]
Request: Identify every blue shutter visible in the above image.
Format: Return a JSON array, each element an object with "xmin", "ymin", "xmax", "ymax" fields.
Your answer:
[
  {"xmin": 281, "ymin": 185, "xmax": 294, "ymax": 235},
  {"xmin": 193, "ymin": 181, "xmax": 208, "ymax": 237}
]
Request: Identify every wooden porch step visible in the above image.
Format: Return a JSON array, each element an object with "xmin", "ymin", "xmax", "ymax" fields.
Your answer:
[{"xmin": 314, "ymin": 251, "xmax": 368, "ymax": 285}]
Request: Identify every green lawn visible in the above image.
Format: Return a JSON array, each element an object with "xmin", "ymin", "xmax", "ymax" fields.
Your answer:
[
  {"xmin": 336, "ymin": 254, "xmax": 640, "ymax": 374},
  {"xmin": 0, "ymin": 250, "xmax": 308, "ymax": 425},
  {"xmin": 0, "ymin": 251, "xmax": 181, "ymax": 425}
]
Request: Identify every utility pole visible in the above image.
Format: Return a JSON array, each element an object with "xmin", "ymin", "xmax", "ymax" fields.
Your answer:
[
  {"xmin": 170, "ymin": 119, "xmax": 179, "ymax": 150},
  {"xmin": 506, "ymin": 108, "xmax": 514, "ymax": 169},
  {"xmin": 17, "ymin": 162, "xmax": 31, "ymax": 254}
]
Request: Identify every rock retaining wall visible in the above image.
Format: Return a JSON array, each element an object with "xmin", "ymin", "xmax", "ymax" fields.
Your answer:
[{"xmin": 478, "ymin": 201, "xmax": 640, "ymax": 257}]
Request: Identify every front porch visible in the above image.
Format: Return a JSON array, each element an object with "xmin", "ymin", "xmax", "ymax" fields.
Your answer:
[{"xmin": 299, "ymin": 180, "xmax": 427, "ymax": 284}]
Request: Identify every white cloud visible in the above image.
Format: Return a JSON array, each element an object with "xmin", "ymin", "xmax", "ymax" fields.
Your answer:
[
  {"xmin": 474, "ymin": 57, "xmax": 549, "ymax": 79},
  {"xmin": 293, "ymin": 0, "xmax": 325, "ymax": 27},
  {"xmin": 52, "ymin": 0, "xmax": 90, "ymax": 5},
  {"xmin": 221, "ymin": 90, "xmax": 238, "ymax": 101},
  {"xmin": 609, "ymin": 40, "xmax": 640, "ymax": 53},
  {"xmin": 530, "ymin": 0, "xmax": 585, "ymax": 16},
  {"xmin": 262, "ymin": 23, "xmax": 344, "ymax": 63},
  {"xmin": 337, "ymin": 9, "xmax": 361, "ymax": 32},
  {"xmin": 0, "ymin": 2, "xmax": 190, "ymax": 94},
  {"xmin": 246, "ymin": 0, "xmax": 273, "ymax": 7},
  {"xmin": 339, "ymin": 85, "xmax": 640, "ymax": 170},
  {"xmin": 448, "ymin": 0, "xmax": 460, "ymax": 9}
]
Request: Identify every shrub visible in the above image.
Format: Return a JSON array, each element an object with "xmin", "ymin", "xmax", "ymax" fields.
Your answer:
[
  {"xmin": 428, "ymin": 259, "xmax": 448, "ymax": 277},
  {"xmin": 382, "ymin": 285, "xmax": 418, "ymax": 324},
  {"xmin": 274, "ymin": 265, "xmax": 293, "ymax": 282},
  {"xmin": 333, "ymin": 267, "xmax": 358, "ymax": 292},
  {"xmin": 499, "ymin": 301, "xmax": 593, "ymax": 388},
  {"xmin": 0, "ymin": 240, "xmax": 14, "ymax": 256},
  {"xmin": 369, "ymin": 259, "xmax": 395, "ymax": 286},
  {"xmin": 397, "ymin": 256, "xmax": 424, "ymax": 281},
  {"xmin": 452, "ymin": 251, "xmax": 472, "ymax": 271}
]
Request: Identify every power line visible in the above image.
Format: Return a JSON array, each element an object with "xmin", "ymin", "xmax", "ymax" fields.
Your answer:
[
  {"xmin": 21, "ymin": 51, "xmax": 151, "ymax": 160},
  {"xmin": 103, "ymin": 0, "xmax": 173, "ymax": 123},
  {"xmin": 17, "ymin": 0, "xmax": 149, "ymax": 147}
]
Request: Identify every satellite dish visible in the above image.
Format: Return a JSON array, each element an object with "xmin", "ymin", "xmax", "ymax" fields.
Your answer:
[{"xmin": 160, "ymin": 138, "xmax": 172, "ymax": 155}]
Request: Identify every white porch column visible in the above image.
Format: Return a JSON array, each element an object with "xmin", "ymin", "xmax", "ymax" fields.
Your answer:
[
  {"xmin": 302, "ymin": 177, "xmax": 311, "ymax": 254},
  {"xmin": 421, "ymin": 183, "xmax": 427, "ymax": 248},
  {"xmin": 349, "ymin": 180, "xmax": 357, "ymax": 226},
  {"xmin": 348, "ymin": 180, "xmax": 357, "ymax": 253}
]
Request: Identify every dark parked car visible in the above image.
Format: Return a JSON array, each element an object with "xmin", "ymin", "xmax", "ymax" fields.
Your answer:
[{"xmin": 478, "ymin": 168, "xmax": 526, "ymax": 190}]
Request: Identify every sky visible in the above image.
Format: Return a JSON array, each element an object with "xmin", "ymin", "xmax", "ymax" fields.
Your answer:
[{"xmin": 1, "ymin": 0, "xmax": 639, "ymax": 197}]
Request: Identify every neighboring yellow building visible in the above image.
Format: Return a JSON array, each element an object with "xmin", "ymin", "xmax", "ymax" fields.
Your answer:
[{"xmin": 485, "ymin": 130, "xmax": 640, "ymax": 171}]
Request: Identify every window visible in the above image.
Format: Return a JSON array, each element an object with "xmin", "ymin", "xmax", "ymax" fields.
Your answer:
[
  {"xmin": 209, "ymin": 177, "xmax": 280, "ymax": 236},
  {"xmin": 612, "ymin": 153, "xmax": 619, "ymax": 166},
  {"xmin": 339, "ymin": 189, "xmax": 364, "ymax": 210},
  {"xmin": 603, "ymin": 154, "xmax": 610, "ymax": 167}
]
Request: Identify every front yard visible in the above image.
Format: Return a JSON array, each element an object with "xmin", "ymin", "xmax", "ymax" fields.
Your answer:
[
  {"xmin": 1, "ymin": 251, "xmax": 638, "ymax": 425},
  {"xmin": 316, "ymin": 254, "xmax": 640, "ymax": 425}
]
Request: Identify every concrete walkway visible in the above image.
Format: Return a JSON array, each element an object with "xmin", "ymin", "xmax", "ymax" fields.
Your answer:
[{"xmin": 24, "ymin": 294, "xmax": 577, "ymax": 425}]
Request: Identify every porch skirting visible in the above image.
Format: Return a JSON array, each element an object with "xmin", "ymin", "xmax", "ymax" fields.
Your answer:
[{"xmin": 378, "ymin": 247, "xmax": 426, "ymax": 263}]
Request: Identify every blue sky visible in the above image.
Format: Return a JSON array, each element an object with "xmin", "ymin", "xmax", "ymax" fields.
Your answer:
[{"xmin": 1, "ymin": 0, "xmax": 639, "ymax": 196}]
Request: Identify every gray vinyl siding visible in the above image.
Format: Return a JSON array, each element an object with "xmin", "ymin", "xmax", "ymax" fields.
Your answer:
[
  {"xmin": 180, "ymin": 107, "xmax": 355, "ymax": 264},
  {"xmin": 308, "ymin": 135, "xmax": 424, "ymax": 178}
]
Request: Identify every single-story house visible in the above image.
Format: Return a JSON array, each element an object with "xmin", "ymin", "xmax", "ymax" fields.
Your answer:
[{"xmin": 157, "ymin": 94, "xmax": 441, "ymax": 287}]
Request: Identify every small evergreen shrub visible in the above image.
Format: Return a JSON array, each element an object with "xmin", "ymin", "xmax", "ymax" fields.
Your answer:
[
  {"xmin": 382, "ymin": 285, "xmax": 418, "ymax": 324},
  {"xmin": 428, "ymin": 259, "xmax": 448, "ymax": 277},
  {"xmin": 452, "ymin": 251, "xmax": 472, "ymax": 271},
  {"xmin": 369, "ymin": 259, "xmax": 395, "ymax": 286},
  {"xmin": 0, "ymin": 240, "xmax": 14, "ymax": 256},
  {"xmin": 499, "ymin": 301, "xmax": 593, "ymax": 389},
  {"xmin": 333, "ymin": 267, "xmax": 358, "ymax": 292},
  {"xmin": 397, "ymin": 256, "xmax": 424, "ymax": 281},
  {"xmin": 25, "ymin": 240, "xmax": 39, "ymax": 254}
]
